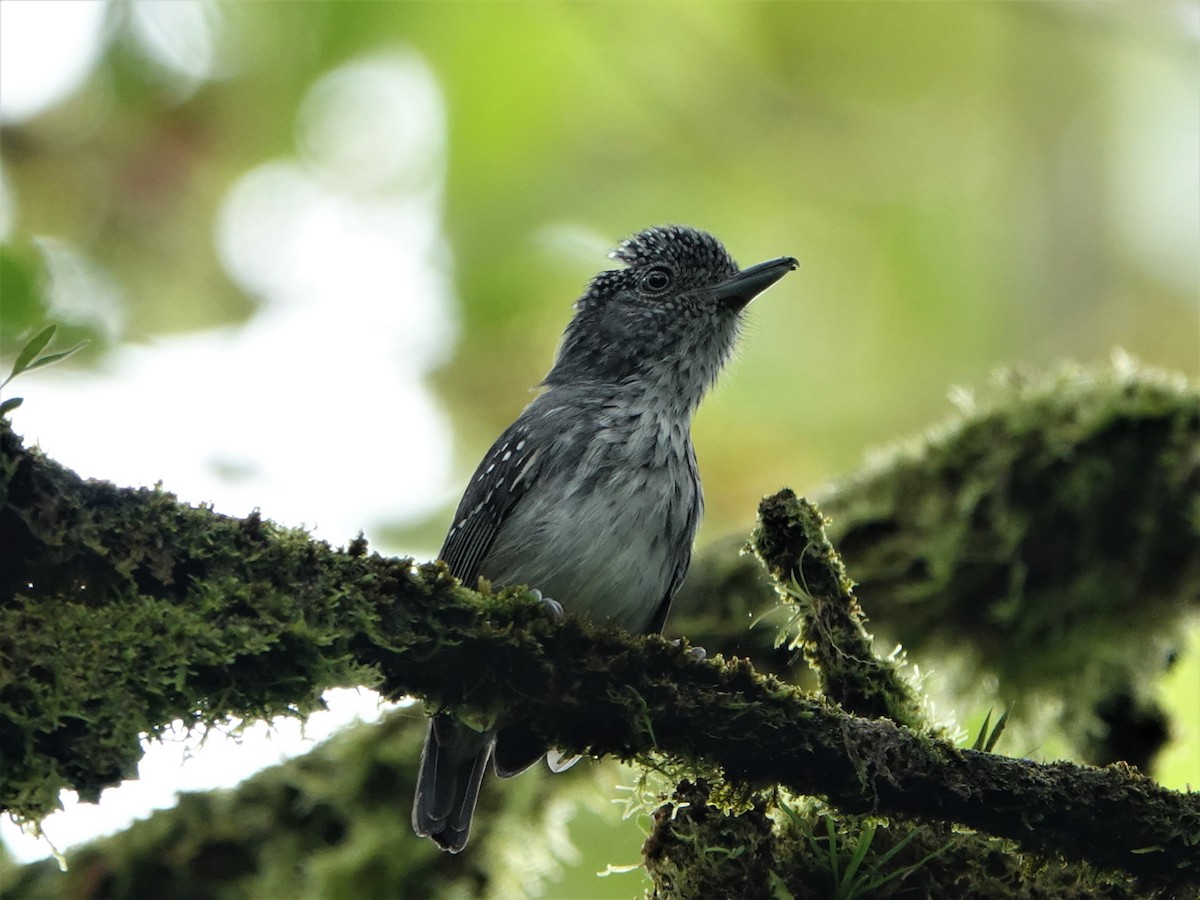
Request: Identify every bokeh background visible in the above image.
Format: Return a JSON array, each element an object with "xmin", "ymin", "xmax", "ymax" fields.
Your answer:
[{"xmin": 1, "ymin": 1, "xmax": 1197, "ymax": 894}]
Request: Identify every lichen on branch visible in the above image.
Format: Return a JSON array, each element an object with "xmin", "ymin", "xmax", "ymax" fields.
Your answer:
[
  {"xmin": 2, "ymin": 414, "xmax": 1198, "ymax": 889},
  {"xmin": 671, "ymin": 359, "xmax": 1200, "ymax": 770}
]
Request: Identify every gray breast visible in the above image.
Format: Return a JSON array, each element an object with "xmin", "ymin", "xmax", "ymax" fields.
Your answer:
[{"xmin": 479, "ymin": 396, "xmax": 701, "ymax": 633}]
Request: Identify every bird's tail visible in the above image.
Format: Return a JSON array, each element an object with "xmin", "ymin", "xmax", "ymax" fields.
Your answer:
[{"xmin": 412, "ymin": 714, "xmax": 495, "ymax": 853}]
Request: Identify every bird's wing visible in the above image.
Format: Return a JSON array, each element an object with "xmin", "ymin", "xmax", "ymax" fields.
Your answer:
[
  {"xmin": 438, "ymin": 419, "xmax": 545, "ymax": 586},
  {"xmin": 646, "ymin": 442, "xmax": 702, "ymax": 635},
  {"xmin": 646, "ymin": 543, "xmax": 692, "ymax": 635}
]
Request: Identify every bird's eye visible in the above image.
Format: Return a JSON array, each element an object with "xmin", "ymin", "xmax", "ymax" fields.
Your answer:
[{"xmin": 640, "ymin": 266, "xmax": 673, "ymax": 295}]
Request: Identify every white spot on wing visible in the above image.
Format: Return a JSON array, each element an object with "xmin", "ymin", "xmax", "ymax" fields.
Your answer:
[{"xmin": 508, "ymin": 447, "xmax": 542, "ymax": 492}]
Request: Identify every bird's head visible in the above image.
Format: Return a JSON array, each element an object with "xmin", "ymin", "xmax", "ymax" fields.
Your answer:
[{"xmin": 543, "ymin": 225, "xmax": 797, "ymax": 406}]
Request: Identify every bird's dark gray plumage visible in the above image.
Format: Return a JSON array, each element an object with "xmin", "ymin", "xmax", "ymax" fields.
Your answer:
[{"xmin": 412, "ymin": 225, "xmax": 797, "ymax": 852}]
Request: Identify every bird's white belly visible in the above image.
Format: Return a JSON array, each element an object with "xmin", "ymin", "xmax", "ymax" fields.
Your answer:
[{"xmin": 479, "ymin": 466, "xmax": 692, "ymax": 633}]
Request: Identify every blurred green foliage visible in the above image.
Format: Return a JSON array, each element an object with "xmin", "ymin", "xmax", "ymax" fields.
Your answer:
[
  {"xmin": 1, "ymin": 1, "xmax": 1196, "ymax": 893},
  {"xmin": 0, "ymin": 243, "xmax": 46, "ymax": 336},
  {"xmin": 2, "ymin": 2, "xmax": 1195, "ymax": 534}
]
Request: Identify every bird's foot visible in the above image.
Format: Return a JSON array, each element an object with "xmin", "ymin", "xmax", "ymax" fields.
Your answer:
[
  {"xmin": 672, "ymin": 638, "xmax": 706, "ymax": 661},
  {"xmin": 529, "ymin": 588, "xmax": 564, "ymax": 618}
]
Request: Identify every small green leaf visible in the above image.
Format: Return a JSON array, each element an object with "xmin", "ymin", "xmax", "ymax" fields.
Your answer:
[
  {"xmin": 22, "ymin": 341, "xmax": 89, "ymax": 373},
  {"xmin": 857, "ymin": 840, "xmax": 949, "ymax": 894},
  {"xmin": 971, "ymin": 710, "xmax": 993, "ymax": 751},
  {"xmin": 841, "ymin": 823, "xmax": 876, "ymax": 887},
  {"xmin": 1, "ymin": 327, "xmax": 89, "ymax": 394},
  {"xmin": 769, "ymin": 870, "xmax": 797, "ymax": 900},
  {"xmin": 825, "ymin": 815, "xmax": 841, "ymax": 886},
  {"xmin": 868, "ymin": 827, "xmax": 921, "ymax": 869},
  {"xmin": 984, "ymin": 704, "xmax": 1012, "ymax": 753},
  {"xmin": 6, "ymin": 325, "xmax": 56, "ymax": 382},
  {"xmin": 0, "ymin": 397, "xmax": 23, "ymax": 416}
]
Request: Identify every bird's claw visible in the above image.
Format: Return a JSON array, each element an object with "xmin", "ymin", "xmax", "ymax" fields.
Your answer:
[
  {"xmin": 671, "ymin": 638, "xmax": 706, "ymax": 661},
  {"xmin": 529, "ymin": 588, "xmax": 564, "ymax": 619}
]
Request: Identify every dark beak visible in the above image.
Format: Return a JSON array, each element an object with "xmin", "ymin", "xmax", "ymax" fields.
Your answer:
[{"xmin": 712, "ymin": 256, "xmax": 799, "ymax": 310}]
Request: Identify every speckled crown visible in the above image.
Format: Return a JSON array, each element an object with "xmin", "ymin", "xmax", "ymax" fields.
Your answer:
[{"xmin": 611, "ymin": 225, "xmax": 738, "ymax": 276}]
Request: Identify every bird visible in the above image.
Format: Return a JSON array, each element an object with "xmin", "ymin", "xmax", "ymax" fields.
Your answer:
[{"xmin": 412, "ymin": 224, "xmax": 798, "ymax": 853}]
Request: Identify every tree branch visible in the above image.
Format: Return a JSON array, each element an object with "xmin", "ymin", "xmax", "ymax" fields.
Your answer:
[
  {"xmin": 671, "ymin": 360, "xmax": 1200, "ymax": 769},
  {"xmin": 2, "ymin": 414, "xmax": 1197, "ymax": 889},
  {"xmin": 749, "ymin": 489, "xmax": 931, "ymax": 730}
]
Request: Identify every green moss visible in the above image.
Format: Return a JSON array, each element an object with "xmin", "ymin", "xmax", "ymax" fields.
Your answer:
[
  {"xmin": 767, "ymin": 804, "xmax": 1144, "ymax": 900},
  {"xmin": 0, "ymin": 710, "xmax": 611, "ymax": 900},
  {"xmin": 825, "ymin": 360, "xmax": 1199, "ymax": 701},
  {"xmin": 673, "ymin": 359, "xmax": 1199, "ymax": 769},
  {"xmin": 751, "ymin": 490, "xmax": 934, "ymax": 733},
  {"xmin": 0, "ymin": 419, "xmax": 484, "ymax": 824},
  {"xmin": 647, "ymin": 789, "xmax": 1148, "ymax": 899},
  {"xmin": 644, "ymin": 780, "xmax": 778, "ymax": 900},
  {"xmin": 3, "ymin": 361, "xmax": 1198, "ymax": 892}
]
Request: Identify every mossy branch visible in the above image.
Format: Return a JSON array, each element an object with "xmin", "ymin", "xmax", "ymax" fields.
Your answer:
[
  {"xmin": 672, "ymin": 359, "xmax": 1200, "ymax": 769},
  {"xmin": 1, "ymin": 414, "xmax": 1198, "ymax": 889},
  {"xmin": 750, "ymin": 489, "xmax": 932, "ymax": 731}
]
